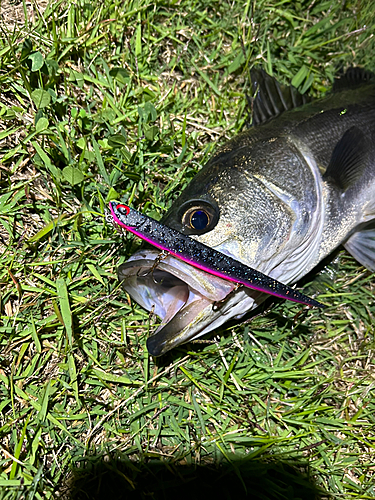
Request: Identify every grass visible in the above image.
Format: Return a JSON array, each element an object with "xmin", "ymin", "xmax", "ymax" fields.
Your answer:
[{"xmin": 0, "ymin": 0, "xmax": 375, "ymax": 498}]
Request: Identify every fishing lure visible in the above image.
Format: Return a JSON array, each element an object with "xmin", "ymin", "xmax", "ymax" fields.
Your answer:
[{"xmin": 109, "ymin": 202, "xmax": 325, "ymax": 308}]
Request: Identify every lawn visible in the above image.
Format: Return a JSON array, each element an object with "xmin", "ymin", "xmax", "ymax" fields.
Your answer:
[{"xmin": 0, "ymin": 0, "xmax": 375, "ymax": 498}]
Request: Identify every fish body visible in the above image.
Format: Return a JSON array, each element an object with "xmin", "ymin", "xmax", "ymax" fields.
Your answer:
[{"xmin": 118, "ymin": 68, "xmax": 375, "ymax": 356}]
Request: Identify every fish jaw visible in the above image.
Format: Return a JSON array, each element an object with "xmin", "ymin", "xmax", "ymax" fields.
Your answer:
[{"xmin": 118, "ymin": 250, "xmax": 262, "ymax": 356}]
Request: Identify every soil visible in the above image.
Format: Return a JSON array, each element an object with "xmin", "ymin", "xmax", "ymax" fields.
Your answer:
[{"xmin": 0, "ymin": 0, "xmax": 48, "ymax": 29}]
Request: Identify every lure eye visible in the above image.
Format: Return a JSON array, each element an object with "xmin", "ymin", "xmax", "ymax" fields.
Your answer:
[
  {"xmin": 116, "ymin": 204, "xmax": 130, "ymax": 215},
  {"xmin": 179, "ymin": 200, "xmax": 219, "ymax": 235}
]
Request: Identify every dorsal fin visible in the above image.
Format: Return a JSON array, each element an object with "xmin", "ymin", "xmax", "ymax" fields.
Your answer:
[
  {"xmin": 249, "ymin": 68, "xmax": 312, "ymax": 126},
  {"xmin": 333, "ymin": 67, "xmax": 375, "ymax": 91},
  {"xmin": 323, "ymin": 126, "xmax": 369, "ymax": 190}
]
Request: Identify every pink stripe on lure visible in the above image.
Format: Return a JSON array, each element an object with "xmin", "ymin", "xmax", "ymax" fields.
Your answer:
[{"xmin": 109, "ymin": 202, "xmax": 325, "ymax": 308}]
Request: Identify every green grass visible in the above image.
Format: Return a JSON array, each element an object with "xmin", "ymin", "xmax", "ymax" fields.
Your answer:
[{"xmin": 0, "ymin": 0, "xmax": 375, "ymax": 498}]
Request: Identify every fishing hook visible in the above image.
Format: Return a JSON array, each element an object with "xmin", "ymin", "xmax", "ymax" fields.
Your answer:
[
  {"xmin": 212, "ymin": 283, "xmax": 243, "ymax": 311},
  {"xmin": 136, "ymin": 251, "xmax": 170, "ymax": 284}
]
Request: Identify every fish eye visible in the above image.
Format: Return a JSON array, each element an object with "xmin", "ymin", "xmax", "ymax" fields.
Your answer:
[
  {"xmin": 190, "ymin": 209, "xmax": 209, "ymax": 230},
  {"xmin": 179, "ymin": 200, "xmax": 219, "ymax": 235}
]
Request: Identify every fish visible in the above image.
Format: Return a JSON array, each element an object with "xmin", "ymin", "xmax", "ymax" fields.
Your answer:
[
  {"xmin": 117, "ymin": 67, "xmax": 375, "ymax": 356},
  {"xmin": 109, "ymin": 202, "xmax": 325, "ymax": 306}
]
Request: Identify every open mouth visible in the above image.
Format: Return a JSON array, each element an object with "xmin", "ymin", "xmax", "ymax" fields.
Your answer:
[{"xmin": 118, "ymin": 249, "xmax": 261, "ymax": 356}]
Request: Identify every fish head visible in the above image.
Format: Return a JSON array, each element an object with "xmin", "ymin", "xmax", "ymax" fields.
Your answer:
[
  {"xmin": 163, "ymin": 136, "xmax": 318, "ymax": 278},
  {"xmin": 119, "ymin": 134, "xmax": 322, "ymax": 355}
]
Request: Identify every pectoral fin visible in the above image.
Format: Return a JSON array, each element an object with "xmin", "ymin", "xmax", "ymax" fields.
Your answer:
[
  {"xmin": 344, "ymin": 222, "xmax": 375, "ymax": 271},
  {"xmin": 323, "ymin": 126, "xmax": 369, "ymax": 191}
]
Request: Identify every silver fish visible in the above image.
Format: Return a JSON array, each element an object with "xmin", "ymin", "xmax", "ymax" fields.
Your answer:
[{"xmin": 118, "ymin": 68, "xmax": 375, "ymax": 356}]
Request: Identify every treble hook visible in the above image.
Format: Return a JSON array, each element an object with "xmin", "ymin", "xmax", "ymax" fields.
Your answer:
[
  {"xmin": 212, "ymin": 283, "xmax": 243, "ymax": 311},
  {"xmin": 136, "ymin": 251, "xmax": 169, "ymax": 284}
]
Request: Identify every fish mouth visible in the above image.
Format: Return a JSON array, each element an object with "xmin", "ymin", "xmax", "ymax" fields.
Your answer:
[{"xmin": 118, "ymin": 250, "xmax": 262, "ymax": 356}]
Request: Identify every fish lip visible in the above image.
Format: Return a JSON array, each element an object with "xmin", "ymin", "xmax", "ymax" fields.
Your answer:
[{"xmin": 118, "ymin": 250, "xmax": 240, "ymax": 355}]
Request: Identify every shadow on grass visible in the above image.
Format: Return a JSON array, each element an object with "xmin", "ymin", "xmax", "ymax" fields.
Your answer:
[{"xmin": 62, "ymin": 454, "xmax": 327, "ymax": 500}]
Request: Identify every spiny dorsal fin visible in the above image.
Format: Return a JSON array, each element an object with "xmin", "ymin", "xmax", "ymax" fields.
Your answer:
[
  {"xmin": 333, "ymin": 67, "xmax": 375, "ymax": 92},
  {"xmin": 323, "ymin": 126, "xmax": 368, "ymax": 190},
  {"xmin": 250, "ymin": 68, "xmax": 312, "ymax": 126}
]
